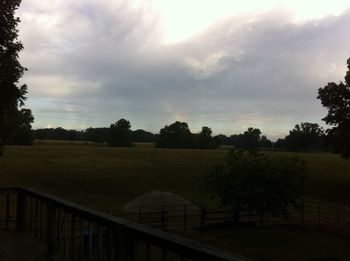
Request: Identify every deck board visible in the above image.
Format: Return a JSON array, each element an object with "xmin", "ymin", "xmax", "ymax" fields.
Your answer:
[{"xmin": 0, "ymin": 231, "xmax": 46, "ymax": 261}]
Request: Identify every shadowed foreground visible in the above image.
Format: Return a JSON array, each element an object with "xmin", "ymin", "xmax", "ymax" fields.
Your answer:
[
  {"xmin": 0, "ymin": 187, "xmax": 249, "ymax": 261},
  {"xmin": 0, "ymin": 232, "xmax": 46, "ymax": 261}
]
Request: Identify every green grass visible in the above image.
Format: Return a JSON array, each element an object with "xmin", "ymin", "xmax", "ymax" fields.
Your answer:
[
  {"xmin": 1, "ymin": 141, "xmax": 350, "ymax": 260},
  {"xmin": 0, "ymin": 142, "xmax": 228, "ymax": 212},
  {"xmin": 1, "ymin": 142, "xmax": 349, "ymax": 211}
]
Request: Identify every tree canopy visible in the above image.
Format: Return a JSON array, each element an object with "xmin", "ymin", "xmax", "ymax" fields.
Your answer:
[
  {"xmin": 202, "ymin": 149, "xmax": 307, "ymax": 225},
  {"xmin": 194, "ymin": 126, "xmax": 219, "ymax": 149},
  {"xmin": 284, "ymin": 122, "xmax": 324, "ymax": 152},
  {"xmin": 318, "ymin": 57, "xmax": 350, "ymax": 158},
  {"xmin": 109, "ymin": 119, "xmax": 133, "ymax": 147},
  {"xmin": 156, "ymin": 121, "xmax": 193, "ymax": 148},
  {"xmin": 231, "ymin": 127, "xmax": 272, "ymax": 150},
  {"xmin": 0, "ymin": 0, "xmax": 33, "ymax": 152}
]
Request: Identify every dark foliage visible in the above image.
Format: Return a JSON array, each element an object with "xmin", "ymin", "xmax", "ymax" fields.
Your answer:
[
  {"xmin": 0, "ymin": 0, "xmax": 33, "ymax": 150},
  {"xmin": 109, "ymin": 119, "xmax": 132, "ymax": 147},
  {"xmin": 34, "ymin": 128, "xmax": 85, "ymax": 141},
  {"xmin": 194, "ymin": 126, "xmax": 219, "ymax": 149},
  {"xmin": 132, "ymin": 129, "xmax": 156, "ymax": 143},
  {"xmin": 85, "ymin": 128, "xmax": 109, "ymax": 143},
  {"xmin": 231, "ymin": 128, "xmax": 272, "ymax": 150},
  {"xmin": 284, "ymin": 122, "xmax": 325, "ymax": 152},
  {"xmin": 274, "ymin": 138, "xmax": 287, "ymax": 149},
  {"xmin": 213, "ymin": 134, "xmax": 231, "ymax": 146},
  {"xmin": 156, "ymin": 121, "xmax": 193, "ymax": 148},
  {"xmin": 156, "ymin": 122, "xmax": 218, "ymax": 149},
  {"xmin": 202, "ymin": 149, "xmax": 307, "ymax": 224},
  {"xmin": 318, "ymin": 57, "xmax": 350, "ymax": 158}
]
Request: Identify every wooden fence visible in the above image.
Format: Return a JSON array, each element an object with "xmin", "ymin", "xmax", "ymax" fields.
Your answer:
[
  {"xmin": 118, "ymin": 199, "xmax": 350, "ymax": 234},
  {"xmin": 0, "ymin": 187, "xmax": 251, "ymax": 261}
]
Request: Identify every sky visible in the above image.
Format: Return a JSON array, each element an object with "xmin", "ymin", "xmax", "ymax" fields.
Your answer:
[{"xmin": 18, "ymin": 0, "xmax": 350, "ymax": 140}]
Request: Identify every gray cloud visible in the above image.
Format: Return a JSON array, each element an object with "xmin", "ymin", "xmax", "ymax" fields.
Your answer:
[{"xmin": 18, "ymin": 2, "xmax": 350, "ymax": 139}]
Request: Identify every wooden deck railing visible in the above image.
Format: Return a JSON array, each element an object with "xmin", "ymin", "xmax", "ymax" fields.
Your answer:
[{"xmin": 0, "ymin": 187, "xmax": 251, "ymax": 261}]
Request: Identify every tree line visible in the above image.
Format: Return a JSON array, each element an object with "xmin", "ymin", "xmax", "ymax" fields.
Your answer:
[
  {"xmin": 31, "ymin": 119, "xmax": 338, "ymax": 153},
  {"xmin": 32, "ymin": 120, "xmax": 275, "ymax": 150}
]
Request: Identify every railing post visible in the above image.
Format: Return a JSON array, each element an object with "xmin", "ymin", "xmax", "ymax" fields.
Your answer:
[
  {"xmin": 5, "ymin": 193, "xmax": 10, "ymax": 230},
  {"xmin": 16, "ymin": 189, "xmax": 27, "ymax": 232},
  {"xmin": 200, "ymin": 208, "xmax": 206, "ymax": 233},
  {"xmin": 300, "ymin": 200, "xmax": 304, "ymax": 226},
  {"xmin": 183, "ymin": 205, "xmax": 187, "ymax": 230},
  {"xmin": 47, "ymin": 201, "xmax": 57, "ymax": 257},
  {"xmin": 161, "ymin": 206, "xmax": 167, "ymax": 231},
  {"xmin": 337, "ymin": 205, "xmax": 340, "ymax": 230}
]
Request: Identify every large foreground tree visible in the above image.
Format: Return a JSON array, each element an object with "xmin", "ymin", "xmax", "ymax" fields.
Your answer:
[
  {"xmin": 318, "ymin": 58, "xmax": 350, "ymax": 158},
  {"xmin": 0, "ymin": 0, "xmax": 33, "ymax": 154},
  {"xmin": 202, "ymin": 149, "xmax": 307, "ymax": 225}
]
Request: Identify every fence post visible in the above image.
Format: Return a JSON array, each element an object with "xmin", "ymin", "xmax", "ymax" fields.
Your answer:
[
  {"xmin": 318, "ymin": 201, "xmax": 321, "ymax": 227},
  {"xmin": 5, "ymin": 193, "xmax": 10, "ymax": 230},
  {"xmin": 337, "ymin": 205, "xmax": 340, "ymax": 230},
  {"xmin": 47, "ymin": 201, "xmax": 57, "ymax": 257},
  {"xmin": 300, "ymin": 200, "xmax": 304, "ymax": 226},
  {"xmin": 16, "ymin": 189, "xmax": 27, "ymax": 232},
  {"xmin": 200, "ymin": 208, "xmax": 206, "ymax": 233},
  {"xmin": 161, "ymin": 206, "xmax": 167, "ymax": 231},
  {"xmin": 183, "ymin": 205, "xmax": 187, "ymax": 230},
  {"xmin": 138, "ymin": 207, "xmax": 142, "ymax": 224}
]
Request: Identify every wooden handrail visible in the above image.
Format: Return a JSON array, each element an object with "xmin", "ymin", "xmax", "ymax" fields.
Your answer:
[{"xmin": 0, "ymin": 187, "xmax": 252, "ymax": 261}]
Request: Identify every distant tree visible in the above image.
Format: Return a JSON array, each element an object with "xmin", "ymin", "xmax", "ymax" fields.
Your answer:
[
  {"xmin": 318, "ymin": 57, "xmax": 350, "ymax": 158},
  {"xmin": 259, "ymin": 135, "xmax": 272, "ymax": 148},
  {"xmin": 234, "ymin": 128, "xmax": 262, "ymax": 150},
  {"xmin": 0, "ymin": 0, "xmax": 33, "ymax": 153},
  {"xmin": 285, "ymin": 123, "xmax": 324, "ymax": 152},
  {"xmin": 33, "ymin": 128, "xmax": 84, "ymax": 141},
  {"xmin": 132, "ymin": 129, "xmax": 156, "ymax": 143},
  {"xmin": 109, "ymin": 119, "xmax": 132, "ymax": 147},
  {"xmin": 202, "ymin": 149, "xmax": 307, "ymax": 225},
  {"xmin": 156, "ymin": 121, "xmax": 193, "ymax": 148},
  {"xmin": 274, "ymin": 138, "xmax": 286, "ymax": 149},
  {"xmin": 213, "ymin": 134, "xmax": 230, "ymax": 146},
  {"xmin": 195, "ymin": 126, "xmax": 218, "ymax": 149},
  {"xmin": 84, "ymin": 127, "xmax": 109, "ymax": 143}
]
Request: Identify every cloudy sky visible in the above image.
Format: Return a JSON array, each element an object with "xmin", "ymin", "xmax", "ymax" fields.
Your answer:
[{"xmin": 18, "ymin": 0, "xmax": 350, "ymax": 140}]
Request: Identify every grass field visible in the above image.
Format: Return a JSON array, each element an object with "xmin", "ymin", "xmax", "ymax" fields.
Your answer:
[{"xmin": 1, "ymin": 141, "xmax": 350, "ymax": 260}]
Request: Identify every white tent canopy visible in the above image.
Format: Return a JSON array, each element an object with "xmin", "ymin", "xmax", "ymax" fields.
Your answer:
[{"xmin": 123, "ymin": 191, "xmax": 199, "ymax": 213}]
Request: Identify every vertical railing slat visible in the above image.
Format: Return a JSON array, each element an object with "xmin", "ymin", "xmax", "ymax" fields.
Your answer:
[{"xmin": 5, "ymin": 193, "xmax": 10, "ymax": 230}]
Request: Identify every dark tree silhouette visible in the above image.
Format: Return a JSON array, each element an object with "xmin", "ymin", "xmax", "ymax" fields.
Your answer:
[
  {"xmin": 109, "ymin": 119, "xmax": 132, "ymax": 147},
  {"xmin": 234, "ymin": 127, "xmax": 262, "ymax": 150},
  {"xmin": 11, "ymin": 109, "xmax": 34, "ymax": 145},
  {"xmin": 34, "ymin": 128, "xmax": 85, "ymax": 141},
  {"xmin": 202, "ymin": 149, "xmax": 307, "ymax": 225},
  {"xmin": 259, "ymin": 135, "xmax": 272, "ymax": 148},
  {"xmin": 132, "ymin": 129, "xmax": 156, "ymax": 143},
  {"xmin": 285, "ymin": 122, "xmax": 324, "ymax": 152},
  {"xmin": 195, "ymin": 126, "xmax": 218, "ymax": 149},
  {"xmin": 213, "ymin": 134, "xmax": 230, "ymax": 146},
  {"xmin": 274, "ymin": 138, "xmax": 287, "ymax": 149},
  {"xmin": 0, "ymin": 0, "xmax": 33, "ymax": 152},
  {"xmin": 318, "ymin": 57, "xmax": 350, "ymax": 158},
  {"xmin": 156, "ymin": 121, "xmax": 193, "ymax": 148},
  {"xmin": 84, "ymin": 127, "xmax": 109, "ymax": 143}
]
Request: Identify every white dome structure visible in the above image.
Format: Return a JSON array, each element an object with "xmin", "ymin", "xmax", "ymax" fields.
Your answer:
[{"xmin": 123, "ymin": 191, "xmax": 199, "ymax": 213}]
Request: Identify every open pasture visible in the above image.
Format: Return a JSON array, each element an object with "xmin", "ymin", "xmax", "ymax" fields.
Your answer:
[
  {"xmin": 0, "ymin": 141, "xmax": 349, "ymax": 213},
  {"xmin": 1, "ymin": 141, "xmax": 350, "ymax": 260}
]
